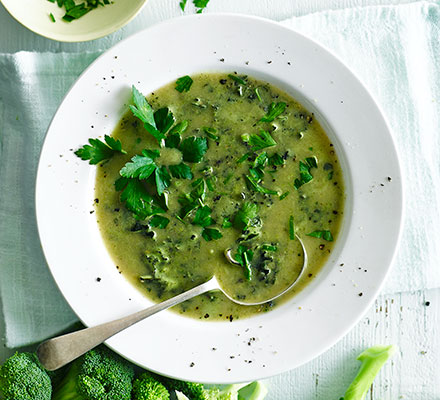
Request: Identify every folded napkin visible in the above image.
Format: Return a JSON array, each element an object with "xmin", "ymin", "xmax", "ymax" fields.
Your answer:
[{"xmin": 1, "ymin": 1, "xmax": 439, "ymax": 348}]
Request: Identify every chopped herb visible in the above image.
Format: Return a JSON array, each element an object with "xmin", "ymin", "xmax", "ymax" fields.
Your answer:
[
  {"xmin": 49, "ymin": 13, "xmax": 56, "ymax": 22},
  {"xmin": 175, "ymin": 75, "xmax": 193, "ymax": 92},
  {"xmin": 192, "ymin": 205, "xmax": 213, "ymax": 227},
  {"xmin": 242, "ymin": 130, "xmax": 277, "ymax": 151},
  {"xmin": 289, "ymin": 216, "xmax": 295, "ymax": 240},
  {"xmin": 260, "ymin": 102, "xmax": 286, "ymax": 123},
  {"xmin": 234, "ymin": 245, "xmax": 254, "ymax": 280},
  {"xmin": 74, "ymin": 135, "xmax": 126, "ymax": 165},
  {"xmin": 307, "ymin": 230, "xmax": 334, "ymax": 241},
  {"xmin": 193, "ymin": 0, "xmax": 210, "ymax": 13},
  {"xmin": 228, "ymin": 74, "xmax": 247, "ymax": 85},
  {"xmin": 279, "ymin": 191, "xmax": 290, "ymax": 200},
  {"xmin": 203, "ymin": 126, "xmax": 220, "ymax": 141},
  {"xmin": 149, "ymin": 215, "xmax": 170, "ymax": 229},
  {"xmin": 179, "ymin": 0, "xmax": 187, "ymax": 11},
  {"xmin": 120, "ymin": 149, "xmax": 159, "ymax": 180},
  {"xmin": 261, "ymin": 244, "xmax": 277, "ymax": 251},
  {"xmin": 237, "ymin": 152, "xmax": 251, "ymax": 164},
  {"xmin": 294, "ymin": 158, "xmax": 318, "ymax": 189},
  {"xmin": 180, "ymin": 136, "xmax": 208, "ymax": 163},
  {"xmin": 222, "ymin": 218, "xmax": 232, "ymax": 228},
  {"xmin": 233, "ymin": 202, "xmax": 259, "ymax": 232},
  {"xmin": 168, "ymin": 120, "xmax": 189, "ymax": 136},
  {"xmin": 129, "ymin": 86, "xmax": 165, "ymax": 144},
  {"xmin": 154, "ymin": 108, "xmax": 175, "ymax": 134},
  {"xmin": 268, "ymin": 153, "xmax": 285, "ymax": 166},
  {"xmin": 154, "ymin": 166, "xmax": 171, "ymax": 196},
  {"xmin": 249, "ymin": 167, "xmax": 265, "ymax": 182},
  {"xmin": 115, "ymin": 177, "xmax": 164, "ymax": 220},
  {"xmin": 328, "ymin": 171, "xmax": 334, "ymax": 180},
  {"xmin": 245, "ymin": 175, "xmax": 278, "ymax": 195},
  {"xmin": 254, "ymin": 88, "xmax": 263, "ymax": 102},
  {"xmin": 168, "ymin": 163, "xmax": 193, "ymax": 179},
  {"xmin": 202, "ymin": 228, "xmax": 222, "ymax": 241},
  {"xmin": 205, "ymin": 176, "xmax": 216, "ymax": 191}
]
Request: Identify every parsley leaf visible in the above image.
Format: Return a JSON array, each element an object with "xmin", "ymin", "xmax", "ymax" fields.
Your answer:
[
  {"xmin": 168, "ymin": 163, "xmax": 193, "ymax": 179},
  {"xmin": 155, "ymin": 166, "xmax": 171, "ymax": 196},
  {"xmin": 180, "ymin": 136, "xmax": 208, "ymax": 163},
  {"xmin": 192, "ymin": 205, "xmax": 213, "ymax": 227},
  {"xmin": 222, "ymin": 218, "xmax": 233, "ymax": 228},
  {"xmin": 234, "ymin": 245, "xmax": 254, "ymax": 280},
  {"xmin": 75, "ymin": 135, "xmax": 126, "ymax": 165},
  {"xmin": 154, "ymin": 108, "xmax": 175, "ymax": 134},
  {"xmin": 202, "ymin": 228, "xmax": 222, "ymax": 241},
  {"xmin": 119, "ymin": 149, "xmax": 159, "ymax": 180},
  {"xmin": 203, "ymin": 126, "xmax": 220, "ymax": 141},
  {"xmin": 242, "ymin": 130, "xmax": 276, "ymax": 151},
  {"xmin": 294, "ymin": 157, "xmax": 318, "ymax": 189},
  {"xmin": 260, "ymin": 102, "xmax": 287, "ymax": 122},
  {"xmin": 129, "ymin": 86, "xmax": 165, "ymax": 144},
  {"xmin": 233, "ymin": 202, "xmax": 259, "ymax": 232},
  {"xmin": 307, "ymin": 230, "xmax": 334, "ymax": 241},
  {"xmin": 115, "ymin": 177, "xmax": 164, "ymax": 220},
  {"xmin": 179, "ymin": 0, "xmax": 187, "ymax": 11},
  {"xmin": 268, "ymin": 153, "xmax": 285, "ymax": 166},
  {"xmin": 193, "ymin": 0, "xmax": 210, "ymax": 13},
  {"xmin": 175, "ymin": 75, "xmax": 193, "ymax": 92},
  {"xmin": 149, "ymin": 215, "xmax": 170, "ymax": 229},
  {"xmin": 245, "ymin": 175, "xmax": 278, "ymax": 195}
]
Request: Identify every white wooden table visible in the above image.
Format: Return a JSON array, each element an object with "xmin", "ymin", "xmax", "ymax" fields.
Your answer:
[{"xmin": 1, "ymin": 0, "xmax": 439, "ymax": 398}]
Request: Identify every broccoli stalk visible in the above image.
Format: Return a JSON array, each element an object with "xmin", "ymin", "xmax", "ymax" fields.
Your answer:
[
  {"xmin": 341, "ymin": 345, "xmax": 397, "ymax": 400},
  {"xmin": 51, "ymin": 346, "xmax": 134, "ymax": 400},
  {"xmin": 0, "ymin": 352, "xmax": 52, "ymax": 400}
]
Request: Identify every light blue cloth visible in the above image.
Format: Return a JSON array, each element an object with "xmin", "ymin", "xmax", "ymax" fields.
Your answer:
[{"xmin": 0, "ymin": 2, "xmax": 439, "ymax": 352}]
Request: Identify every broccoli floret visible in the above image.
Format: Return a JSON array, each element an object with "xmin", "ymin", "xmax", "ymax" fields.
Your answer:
[
  {"xmin": 341, "ymin": 344, "xmax": 397, "ymax": 400},
  {"xmin": 0, "ymin": 352, "xmax": 52, "ymax": 400},
  {"xmin": 132, "ymin": 372, "xmax": 170, "ymax": 400},
  {"xmin": 158, "ymin": 377, "xmax": 209, "ymax": 400},
  {"xmin": 51, "ymin": 346, "xmax": 135, "ymax": 400}
]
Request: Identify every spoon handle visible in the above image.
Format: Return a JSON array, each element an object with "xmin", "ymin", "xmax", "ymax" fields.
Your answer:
[{"xmin": 37, "ymin": 277, "xmax": 219, "ymax": 371}]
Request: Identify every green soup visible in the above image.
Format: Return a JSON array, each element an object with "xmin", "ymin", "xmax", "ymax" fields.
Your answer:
[{"xmin": 94, "ymin": 73, "xmax": 344, "ymax": 321}]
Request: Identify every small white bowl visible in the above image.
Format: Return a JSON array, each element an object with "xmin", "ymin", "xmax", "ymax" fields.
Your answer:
[
  {"xmin": 0, "ymin": 0, "xmax": 147, "ymax": 42},
  {"xmin": 36, "ymin": 14, "xmax": 403, "ymax": 383}
]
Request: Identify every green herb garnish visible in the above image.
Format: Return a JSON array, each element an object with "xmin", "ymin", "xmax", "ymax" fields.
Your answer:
[
  {"xmin": 50, "ymin": 0, "xmax": 112, "ymax": 22},
  {"xmin": 241, "ymin": 130, "xmax": 276, "ymax": 151},
  {"xmin": 228, "ymin": 74, "xmax": 247, "ymax": 85},
  {"xmin": 149, "ymin": 215, "xmax": 170, "ymax": 229},
  {"xmin": 234, "ymin": 245, "xmax": 254, "ymax": 280},
  {"xmin": 175, "ymin": 75, "xmax": 193, "ymax": 93},
  {"xmin": 233, "ymin": 202, "xmax": 259, "ymax": 232},
  {"xmin": 49, "ymin": 13, "xmax": 56, "ymax": 22},
  {"xmin": 260, "ymin": 102, "xmax": 286, "ymax": 123},
  {"xmin": 115, "ymin": 177, "xmax": 165, "ymax": 220},
  {"xmin": 202, "ymin": 228, "xmax": 222, "ymax": 241},
  {"xmin": 307, "ymin": 230, "xmax": 333, "ymax": 241},
  {"xmin": 168, "ymin": 163, "xmax": 193, "ymax": 179},
  {"xmin": 222, "ymin": 218, "xmax": 232, "ymax": 228},
  {"xmin": 245, "ymin": 175, "xmax": 278, "ymax": 195},
  {"xmin": 279, "ymin": 191, "xmax": 290, "ymax": 200},
  {"xmin": 193, "ymin": 0, "xmax": 210, "ymax": 13},
  {"xmin": 268, "ymin": 153, "xmax": 285, "ymax": 166},
  {"xmin": 192, "ymin": 205, "xmax": 222, "ymax": 241},
  {"xmin": 179, "ymin": 0, "xmax": 187, "ymax": 11},
  {"xmin": 180, "ymin": 136, "xmax": 208, "ymax": 163},
  {"xmin": 203, "ymin": 126, "xmax": 220, "ymax": 141},
  {"xmin": 261, "ymin": 244, "xmax": 277, "ymax": 251},
  {"xmin": 74, "ymin": 135, "xmax": 126, "ymax": 165},
  {"xmin": 289, "ymin": 216, "xmax": 295, "ymax": 240},
  {"xmin": 294, "ymin": 157, "xmax": 318, "ymax": 189},
  {"xmin": 254, "ymin": 88, "xmax": 263, "ymax": 102}
]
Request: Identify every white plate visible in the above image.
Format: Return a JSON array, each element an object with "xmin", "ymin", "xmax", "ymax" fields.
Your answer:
[
  {"xmin": 36, "ymin": 14, "xmax": 403, "ymax": 383},
  {"xmin": 0, "ymin": 0, "xmax": 146, "ymax": 42}
]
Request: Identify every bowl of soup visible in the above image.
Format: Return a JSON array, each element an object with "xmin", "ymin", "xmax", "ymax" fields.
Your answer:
[{"xmin": 36, "ymin": 14, "xmax": 403, "ymax": 383}]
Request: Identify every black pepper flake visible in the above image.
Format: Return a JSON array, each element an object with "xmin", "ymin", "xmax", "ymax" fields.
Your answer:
[
  {"xmin": 204, "ymin": 313, "xmax": 210, "ymax": 319},
  {"xmin": 227, "ymin": 368, "xmax": 231, "ymax": 371},
  {"xmin": 267, "ymin": 60, "xmax": 272, "ymax": 64},
  {"xmin": 387, "ymin": 176, "xmax": 392, "ymax": 182},
  {"xmin": 219, "ymin": 58, "xmax": 225, "ymax": 62},
  {"xmin": 287, "ymin": 61, "xmax": 291, "ymax": 65},
  {"xmin": 114, "ymin": 208, "xmax": 120, "ymax": 212},
  {"xmin": 89, "ymin": 210, "xmax": 94, "ymax": 214},
  {"xmin": 96, "ymin": 277, "xmax": 101, "ymax": 282},
  {"xmin": 425, "ymin": 301, "xmax": 430, "ymax": 306},
  {"xmin": 308, "ymin": 273, "xmax": 313, "ymax": 278},
  {"xmin": 340, "ymin": 263, "xmax": 344, "ymax": 266},
  {"xmin": 94, "ymin": 198, "xmax": 99, "ymax": 203},
  {"xmin": 230, "ymin": 355, "xmax": 235, "ymax": 359},
  {"xmin": 191, "ymin": 235, "xmax": 196, "ymax": 240},
  {"xmin": 319, "ymin": 244, "xmax": 325, "ymax": 250},
  {"xmin": 229, "ymin": 315, "xmax": 234, "ymax": 322},
  {"xmin": 189, "ymin": 362, "xmax": 195, "ymax": 367},
  {"xmin": 212, "ymin": 347, "xmax": 217, "ymax": 351},
  {"xmin": 219, "ymin": 79, "xmax": 227, "ymax": 84},
  {"xmin": 358, "ymin": 292, "xmax": 363, "ymax": 297}
]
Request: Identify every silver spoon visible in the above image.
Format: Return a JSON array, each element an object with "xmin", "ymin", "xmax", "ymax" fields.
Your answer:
[{"xmin": 37, "ymin": 235, "xmax": 307, "ymax": 371}]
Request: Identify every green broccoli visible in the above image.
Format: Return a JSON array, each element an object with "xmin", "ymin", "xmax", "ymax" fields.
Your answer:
[
  {"xmin": 0, "ymin": 352, "xmax": 52, "ymax": 400},
  {"xmin": 158, "ymin": 376, "xmax": 209, "ymax": 400},
  {"xmin": 132, "ymin": 372, "xmax": 170, "ymax": 400},
  {"xmin": 341, "ymin": 344, "xmax": 397, "ymax": 400},
  {"xmin": 51, "ymin": 346, "xmax": 135, "ymax": 400}
]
